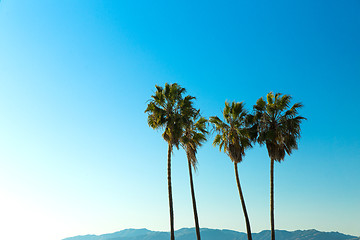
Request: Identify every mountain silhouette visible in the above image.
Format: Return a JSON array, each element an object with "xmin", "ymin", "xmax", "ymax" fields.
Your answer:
[{"xmin": 63, "ymin": 228, "xmax": 360, "ymax": 240}]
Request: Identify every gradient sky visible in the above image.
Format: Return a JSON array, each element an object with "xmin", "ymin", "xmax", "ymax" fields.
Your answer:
[{"xmin": 0, "ymin": 1, "xmax": 359, "ymax": 240}]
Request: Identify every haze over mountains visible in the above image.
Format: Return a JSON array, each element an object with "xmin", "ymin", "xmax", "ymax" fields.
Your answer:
[{"xmin": 63, "ymin": 228, "xmax": 360, "ymax": 240}]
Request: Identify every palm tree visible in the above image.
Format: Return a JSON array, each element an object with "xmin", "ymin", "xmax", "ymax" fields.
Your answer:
[
  {"xmin": 253, "ymin": 92, "xmax": 306, "ymax": 240},
  {"xmin": 145, "ymin": 83, "xmax": 196, "ymax": 240},
  {"xmin": 180, "ymin": 111, "xmax": 208, "ymax": 240},
  {"xmin": 209, "ymin": 101, "xmax": 253, "ymax": 240}
]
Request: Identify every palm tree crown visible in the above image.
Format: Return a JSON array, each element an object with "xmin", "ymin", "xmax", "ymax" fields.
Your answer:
[
  {"xmin": 145, "ymin": 83, "xmax": 196, "ymax": 148},
  {"xmin": 254, "ymin": 92, "xmax": 306, "ymax": 161},
  {"xmin": 210, "ymin": 101, "xmax": 252, "ymax": 163},
  {"xmin": 181, "ymin": 111, "xmax": 208, "ymax": 169}
]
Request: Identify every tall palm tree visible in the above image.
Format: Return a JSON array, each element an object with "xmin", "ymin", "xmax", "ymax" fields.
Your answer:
[
  {"xmin": 253, "ymin": 92, "xmax": 306, "ymax": 240},
  {"xmin": 180, "ymin": 111, "xmax": 208, "ymax": 240},
  {"xmin": 145, "ymin": 83, "xmax": 196, "ymax": 240},
  {"xmin": 209, "ymin": 101, "xmax": 253, "ymax": 240}
]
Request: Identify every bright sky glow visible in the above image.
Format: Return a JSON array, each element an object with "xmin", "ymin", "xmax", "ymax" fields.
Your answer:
[{"xmin": 0, "ymin": 1, "xmax": 359, "ymax": 240}]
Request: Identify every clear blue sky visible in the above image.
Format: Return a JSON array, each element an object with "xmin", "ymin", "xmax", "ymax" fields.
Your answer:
[{"xmin": 0, "ymin": 1, "xmax": 359, "ymax": 240}]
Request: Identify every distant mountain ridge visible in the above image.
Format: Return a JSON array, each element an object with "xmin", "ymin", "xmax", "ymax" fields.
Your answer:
[{"xmin": 63, "ymin": 228, "xmax": 360, "ymax": 240}]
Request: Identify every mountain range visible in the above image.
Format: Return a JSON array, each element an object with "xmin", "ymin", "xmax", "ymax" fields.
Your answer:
[{"xmin": 63, "ymin": 228, "xmax": 360, "ymax": 240}]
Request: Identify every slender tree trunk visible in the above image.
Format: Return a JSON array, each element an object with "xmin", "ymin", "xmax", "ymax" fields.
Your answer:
[
  {"xmin": 270, "ymin": 158, "xmax": 275, "ymax": 240},
  {"xmin": 234, "ymin": 162, "xmax": 252, "ymax": 240},
  {"xmin": 168, "ymin": 144, "xmax": 175, "ymax": 240},
  {"xmin": 188, "ymin": 159, "xmax": 201, "ymax": 240}
]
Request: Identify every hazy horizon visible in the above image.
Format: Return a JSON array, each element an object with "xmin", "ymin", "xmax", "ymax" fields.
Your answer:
[
  {"xmin": 64, "ymin": 227, "xmax": 360, "ymax": 236},
  {"xmin": 64, "ymin": 227, "xmax": 360, "ymax": 240},
  {"xmin": 0, "ymin": 1, "xmax": 359, "ymax": 240}
]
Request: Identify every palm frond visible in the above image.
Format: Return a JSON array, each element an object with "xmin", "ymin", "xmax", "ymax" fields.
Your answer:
[{"xmin": 267, "ymin": 92, "xmax": 275, "ymax": 105}]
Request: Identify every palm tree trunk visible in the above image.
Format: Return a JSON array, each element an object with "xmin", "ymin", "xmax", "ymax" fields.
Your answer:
[
  {"xmin": 234, "ymin": 162, "xmax": 252, "ymax": 240},
  {"xmin": 270, "ymin": 158, "xmax": 275, "ymax": 240},
  {"xmin": 168, "ymin": 144, "xmax": 175, "ymax": 240},
  {"xmin": 188, "ymin": 159, "xmax": 201, "ymax": 240}
]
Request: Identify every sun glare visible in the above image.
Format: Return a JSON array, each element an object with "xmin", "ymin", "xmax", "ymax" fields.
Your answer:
[{"xmin": 0, "ymin": 190, "xmax": 70, "ymax": 240}]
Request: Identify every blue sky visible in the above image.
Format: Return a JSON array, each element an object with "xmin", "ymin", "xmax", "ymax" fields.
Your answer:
[{"xmin": 0, "ymin": 1, "xmax": 359, "ymax": 240}]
